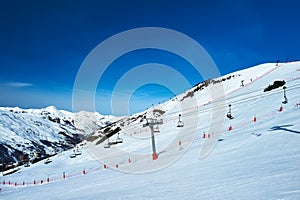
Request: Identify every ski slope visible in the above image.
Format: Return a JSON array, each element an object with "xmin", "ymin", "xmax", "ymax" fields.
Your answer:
[{"xmin": 1, "ymin": 62, "xmax": 300, "ymax": 199}]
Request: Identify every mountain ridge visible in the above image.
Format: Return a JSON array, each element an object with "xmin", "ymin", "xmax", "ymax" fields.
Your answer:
[{"xmin": 0, "ymin": 105, "xmax": 118, "ymax": 166}]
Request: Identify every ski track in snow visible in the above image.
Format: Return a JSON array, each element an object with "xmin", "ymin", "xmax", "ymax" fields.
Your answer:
[{"xmin": 1, "ymin": 62, "xmax": 300, "ymax": 199}]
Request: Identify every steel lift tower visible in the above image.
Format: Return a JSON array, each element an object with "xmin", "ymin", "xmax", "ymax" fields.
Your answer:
[{"xmin": 143, "ymin": 116, "xmax": 163, "ymax": 160}]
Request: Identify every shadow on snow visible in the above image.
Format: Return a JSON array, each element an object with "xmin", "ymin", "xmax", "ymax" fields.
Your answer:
[{"xmin": 270, "ymin": 125, "xmax": 300, "ymax": 134}]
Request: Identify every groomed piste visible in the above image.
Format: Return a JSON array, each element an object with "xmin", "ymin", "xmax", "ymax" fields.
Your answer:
[{"xmin": 1, "ymin": 62, "xmax": 300, "ymax": 199}]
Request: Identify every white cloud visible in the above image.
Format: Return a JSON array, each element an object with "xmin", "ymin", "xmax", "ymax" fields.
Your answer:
[{"xmin": 6, "ymin": 82, "xmax": 33, "ymax": 88}]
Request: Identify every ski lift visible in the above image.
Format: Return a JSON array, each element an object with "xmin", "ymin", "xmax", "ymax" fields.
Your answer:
[
  {"xmin": 154, "ymin": 118, "xmax": 163, "ymax": 132},
  {"xmin": 177, "ymin": 114, "xmax": 184, "ymax": 127},
  {"xmin": 104, "ymin": 138, "xmax": 110, "ymax": 148},
  {"xmin": 282, "ymin": 96, "xmax": 288, "ymax": 104},
  {"xmin": 74, "ymin": 146, "xmax": 82, "ymax": 155},
  {"xmin": 44, "ymin": 158, "xmax": 52, "ymax": 164},
  {"xmin": 154, "ymin": 124, "xmax": 160, "ymax": 132},
  {"xmin": 69, "ymin": 154, "xmax": 76, "ymax": 158},
  {"xmin": 109, "ymin": 141, "xmax": 118, "ymax": 145},
  {"xmin": 115, "ymin": 133, "xmax": 123, "ymax": 144},
  {"xmin": 282, "ymin": 86, "xmax": 288, "ymax": 104},
  {"xmin": 227, "ymin": 104, "xmax": 234, "ymax": 119},
  {"xmin": 75, "ymin": 150, "xmax": 82, "ymax": 156},
  {"xmin": 69, "ymin": 149, "xmax": 76, "ymax": 158},
  {"xmin": 24, "ymin": 162, "xmax": 30, "ymax": 167}
]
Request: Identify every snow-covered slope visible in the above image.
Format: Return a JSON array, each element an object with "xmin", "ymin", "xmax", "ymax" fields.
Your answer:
[
  {"xmin": 1, "ymin": 62, "xmax": 300, "ymax": 199},
  {"xmin": 0, "ymin": 106, "xmax": 118, "ymax": 165}
]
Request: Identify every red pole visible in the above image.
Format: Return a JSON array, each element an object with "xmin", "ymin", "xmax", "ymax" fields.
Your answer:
[{"xmin": 152, "ymin": 153, "xmax": 158, "ymax": 160}]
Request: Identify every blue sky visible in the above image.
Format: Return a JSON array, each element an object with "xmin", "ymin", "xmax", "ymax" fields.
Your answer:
[{"xmin": 0, "ymin": 0, "xmax": 299, "ymax": 115}]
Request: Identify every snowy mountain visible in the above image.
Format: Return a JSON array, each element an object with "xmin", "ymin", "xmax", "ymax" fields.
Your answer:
[
  {"xmin": 1, "ymin": 62, "xmax": 300, "ymax": 199},
  {"xmin": 0, "ymin": 106, "xmax": 118, "ymax": 166}
]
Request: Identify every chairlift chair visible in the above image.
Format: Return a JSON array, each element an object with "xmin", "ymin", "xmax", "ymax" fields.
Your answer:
[
  {"xmin": 282, "ymin": 96, "xmax": 288, "ymax": 104},
  {"xmin": 44, "ymin": 158, "xmax": 52, "ymax": 164},
  {"xmin": 227, "ymin": 104, "xmax": 234, "ymax": 119},
  {"xmin": 104, "ymin": 138, "xmax": 111, "ymax": 148},
  {"xmin": 177, "ymin": 121, "xmax": 184, "ymax": 127},
  {"xmin": 69, "ymin": 154, "xmax": 76, "ymax": 158},
  {"xmin": 177, "ymin": 114, "xmax": 184, "ymax": 127},
  {"xmin": 227, "ymin": 112, "xmax": 234, "ymax": 119},
  {"xmin": 154, "ymin": 124, "xmax": 160, "ymax": 133},
  {"xmin": 115, "ymin": 133, "xmax": 123, "ymax": 144},
  {"xmin": 282, "ymin": 86, "xmax": 288, "ymax": 104},
  {"xmin": 24, "ymin": 162, "xmax": 30, "ymax": 167},
  {"xmin": 69, "ymin": 149, "xmax": 77, "ymax": 158},
  {"xmin": 109, "ymin": 141, "xmax": 118, "ymax": 145},
  {"xmin": 74, "ymin": 146, "xmax": 82, "ymax": 155}
]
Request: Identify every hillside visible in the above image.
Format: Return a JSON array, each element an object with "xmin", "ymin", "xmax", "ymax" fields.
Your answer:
[
  {"xmin": 0, "ymin": 106, "xmax": 118, "ymax": 166},
  {"xmin": 1, "ymin": 62, "xmax": 300, "ymax": 199}
]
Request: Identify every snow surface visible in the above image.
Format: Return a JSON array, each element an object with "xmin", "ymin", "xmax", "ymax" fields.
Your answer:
[
  {"xmin": 0, "ymin": 105, "xmax": 119, "ymax": 162},
  {"xmin": 1, "ymin": 62, "xmax": 300, "ymax": 199}
]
